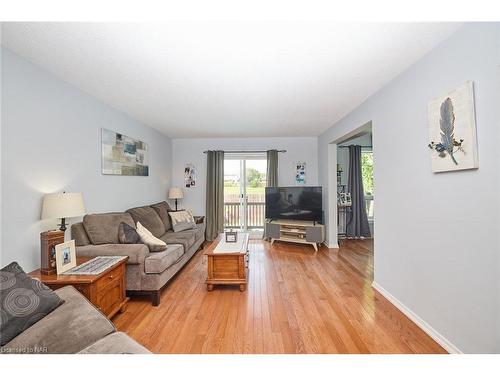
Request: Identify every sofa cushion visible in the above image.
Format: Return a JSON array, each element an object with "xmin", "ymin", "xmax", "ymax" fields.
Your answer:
[
  {"xmin": 150, "ymin": 201, "xmax": 173, "ymax": 232},
  {"xmin": 83, "ymin": 213, "xmax": 135, "ymax": 245},
  {"xmin": 160, "ymin": 230, "xmax": 196, "ymax": 251},
  {"xmin": 118, "ymin": 222, "xmax": 141, "ymax": 244},
  {"xmin": 2, "ymin": 286, "xmax": 115, "ymax": 354},
  {"xmin": 126, "ymin": 206, "xmax": 166, "ymax": 238},
  {"xmin": 0, "ymin": 262, "xmax": 65, "ymax": 346},
  {"xmin": 168, "ymin": 210, "xmax": 197, "ymax": 233},
  {"xmin": 71, "ymin": 222, "xmax": 91, "ymax": 246},
  {"xmin": 144, "ymin": 244, "xmax": 184, "ymax": 274},
  {"xmin": 78, "ymin": 332, "xmax": 151, "ymax": 354},
  {"xmin": 136, "ymin": 222, "xmax": 167, "ymax": 252}
]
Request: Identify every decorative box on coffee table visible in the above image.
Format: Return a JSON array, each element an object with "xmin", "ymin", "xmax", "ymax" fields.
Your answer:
[
  {"xmin": 205, "ymin": 232, "xmax": 249, "ymax": 292},
  {"xmin": 29, "ymin": 256, "xmax": 129, "ymax": 319}
]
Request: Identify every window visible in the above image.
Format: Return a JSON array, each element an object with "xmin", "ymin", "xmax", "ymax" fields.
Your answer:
[
  {"xmin": 361, "ymin": 151, "xmax": 374, "ymax": 220},
  {"xmin": 223, "ymin": 153, "xmax": 267, "ymax": 230}
]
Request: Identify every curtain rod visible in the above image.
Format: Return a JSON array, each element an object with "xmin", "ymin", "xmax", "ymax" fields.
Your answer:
[
  {"xmin": 338, "ymin": 145, "xmax": 372, "ymax": 149},
  {"xmin": 203, "ymin": 150, "xmax": 287, "ymax": 154}
]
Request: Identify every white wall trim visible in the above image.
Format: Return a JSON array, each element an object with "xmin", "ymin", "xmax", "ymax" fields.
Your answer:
[
  {"xmin": 372, "ymin": 281, "xmax": 463, "ymax": 354},
  {"xmin": 327, "ymin": 142, "xmax": 338, "ymax": 246}
]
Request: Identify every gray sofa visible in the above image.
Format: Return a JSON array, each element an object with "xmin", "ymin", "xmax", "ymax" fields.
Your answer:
[
  {"xmin": 71, "ymin": 201, "xmax": 205, "ymax": 306},
  {"xmin": 1, "ymin": 286, "xmax": 150, "ymax": 354}
]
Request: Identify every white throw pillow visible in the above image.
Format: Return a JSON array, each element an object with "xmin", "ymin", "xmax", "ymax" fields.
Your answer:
[{"xmin": 136, "ymin": 221, "xmax": 167, "ymax": 252}]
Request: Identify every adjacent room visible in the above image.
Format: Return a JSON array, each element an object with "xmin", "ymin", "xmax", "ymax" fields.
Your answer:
[{"xmin": 1, "ymin": 19, "xmax": 499, "ymax": 360}]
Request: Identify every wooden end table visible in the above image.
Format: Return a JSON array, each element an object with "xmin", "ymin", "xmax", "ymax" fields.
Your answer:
[
  {"xmin": 29, "ymin": 256, "xmax": 129, "ymax": 319},
  {"xmin": 204, "ymin": 233, "xmax": 249, "ymax": 292}
]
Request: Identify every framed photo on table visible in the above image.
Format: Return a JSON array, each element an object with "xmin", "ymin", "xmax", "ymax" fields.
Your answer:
[{"xmin": 55, "ymin": 240, "xmax": 77, "ymax": 274}]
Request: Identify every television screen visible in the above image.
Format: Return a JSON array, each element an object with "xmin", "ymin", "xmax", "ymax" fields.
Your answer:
[{"xmin": 265, "ymin": 186, "xmax": 322, "ymax": 222}]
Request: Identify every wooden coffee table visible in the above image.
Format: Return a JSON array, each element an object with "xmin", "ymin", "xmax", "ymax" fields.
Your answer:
[
  {"xmin": 205, "ymin": 233, "xmax": 249, "ymax": 291},
  {"xmin": 29, "ymin": 256, "xmax": 129, "ymax": 319}
]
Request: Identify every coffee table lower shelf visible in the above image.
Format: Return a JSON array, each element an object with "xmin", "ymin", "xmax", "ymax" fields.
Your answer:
[{"xmin": 206, "ymin": 277, "xmax": 248, "ymax": 292}]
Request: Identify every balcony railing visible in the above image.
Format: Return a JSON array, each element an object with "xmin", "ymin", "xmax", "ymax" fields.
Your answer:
[{"xmin": 224, "ymin": 201, "xmax": 265, "ymax": 229}]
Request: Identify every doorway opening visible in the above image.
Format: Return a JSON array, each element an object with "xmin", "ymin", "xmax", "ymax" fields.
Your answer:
[
  {"xmin": 337, "ymin": 129, "xmax": 374, "ymax": 241},
  {"xmin": 223, "ymin": 153, "xmax": 267, "ymax": 236}
]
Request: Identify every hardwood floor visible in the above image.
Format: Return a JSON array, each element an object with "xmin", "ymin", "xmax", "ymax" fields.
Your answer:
[{"xmin": 113, "ymin": 239, "xmax": 446, "ymax": 354}]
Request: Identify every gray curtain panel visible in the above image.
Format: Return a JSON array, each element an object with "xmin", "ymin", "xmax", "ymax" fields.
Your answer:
[
  {"xmin": 266, "ymin": 150, "xmax": 278, "ymax": 187},
  {"xmin": 264, "ymin": 150, "xmax": 279, "ymax": 239},
  {"xmin": 346, "ymin": 145, "xmax": 371, "ymax": 238},
  {"xmin": 205, "ymin": 150, "xmax": 225, "ymax": 241}
]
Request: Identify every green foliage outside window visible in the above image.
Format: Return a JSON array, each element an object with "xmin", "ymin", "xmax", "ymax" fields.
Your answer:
[
  {"xmin": 246, "ymin": 168, "xmax": 265, "ymax": 188},
  {"xmin": 361, "ymin": 152, "xmax": 374, "ymax": 195}
]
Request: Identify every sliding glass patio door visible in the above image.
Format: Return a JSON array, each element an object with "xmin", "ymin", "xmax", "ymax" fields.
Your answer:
[{"xmin": 223, "ymin": 153, "xmax": 267, "ymax": 232}]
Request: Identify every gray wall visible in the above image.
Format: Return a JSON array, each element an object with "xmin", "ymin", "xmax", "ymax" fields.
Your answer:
[
  {"xmin": 1, "ymin": 48, "xmax": 173, "ymax": 271},
  {"xmin": 318, "ymin": 23, "xmax": 499, "ymax": 353},
  {"xmin": 171, "ymin": 137, "xmax": 318, "ymax": 215}
]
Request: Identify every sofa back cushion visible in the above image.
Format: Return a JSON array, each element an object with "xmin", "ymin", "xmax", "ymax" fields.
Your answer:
[
  {"xmin": 83, "ymin": 213, "xmax": 135, "ymax": 245},
  {"xmin": 71, "ymin": 222, "xmax": 91, "ymax": 246},
  {"xmin": 150, "ymin": 201, "xmax": 172, "ymax": 231},
  {"xmin": 126, "ymin": 206, "xmax": 166, "ymax": 238}
]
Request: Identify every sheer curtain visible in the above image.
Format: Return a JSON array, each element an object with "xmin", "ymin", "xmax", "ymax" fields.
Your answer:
[
  {"xmin": 205, "ymin": 150, "xmax": 224, "ymax": 241},
  {"xmin": 346, "ymin": 145, "xmax": 371, "ymax": 238}
]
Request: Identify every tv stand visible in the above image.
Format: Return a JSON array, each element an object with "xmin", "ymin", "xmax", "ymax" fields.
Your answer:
[{"xmin": 265, "ymin": 219, "xmax": 325, "ymax": 251}]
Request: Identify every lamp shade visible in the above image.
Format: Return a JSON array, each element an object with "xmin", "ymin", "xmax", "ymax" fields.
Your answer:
[
  {"xmin": 168, "ymin": 187, "xmax": 184, "ymax": 200},
  {"xmin": 41, "ymin": 192, "xmax": 86, "ymax": 220}
]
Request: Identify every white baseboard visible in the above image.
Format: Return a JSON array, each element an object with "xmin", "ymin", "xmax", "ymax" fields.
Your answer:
[
  {"xmin": 325, "ymin": 241, "xmax": 339, "ymax": 248},
  {"xmin": 371, "ymin": 281, "xmax": 462, "ymax": 354}
]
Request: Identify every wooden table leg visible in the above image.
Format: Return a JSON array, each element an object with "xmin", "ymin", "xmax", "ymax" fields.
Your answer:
[
  {"xmin": 207, "ymin": 284, "xmax": 214, "ymax": 291},
  {"xmin": 239, "ymin": 284, "xmax": 246, "ymax": 292}
]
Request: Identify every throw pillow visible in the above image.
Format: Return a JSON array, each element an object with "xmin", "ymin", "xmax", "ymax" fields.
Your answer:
[
  {"xmin": 168, "ymin": 210, "xmax": 197, "ymax": 233},
  {"xmin": 136, "ymin": 221, "xmax": 167, "ymax": 252},
  {"xmin": 118, "ymin": 222, "xmax": 141, "ymax": 244},
  {"xmin": 0, "ymin": 262, "xmax": 64, "ymax": 346}
]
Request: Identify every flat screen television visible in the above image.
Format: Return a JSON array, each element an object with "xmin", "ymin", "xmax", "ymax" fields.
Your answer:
[{"xmin": 265, "ymin": 186, "xmax": 322, "ymax": 222}]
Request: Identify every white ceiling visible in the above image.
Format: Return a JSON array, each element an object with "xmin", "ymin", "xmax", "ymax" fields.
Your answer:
[{"xmin": 1, "ymin": 22, "xmax": 460, "ymax": 138}]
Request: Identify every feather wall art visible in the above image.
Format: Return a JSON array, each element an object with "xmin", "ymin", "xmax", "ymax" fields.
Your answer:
[{"xmin": 427, "ymin": 81, "xmax": 478, "ymax": 172}]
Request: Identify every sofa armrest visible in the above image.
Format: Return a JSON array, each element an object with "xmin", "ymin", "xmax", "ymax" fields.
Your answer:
[{"xmin": 76, "ymin": 244, "xmax": 150, "ymax": 265}]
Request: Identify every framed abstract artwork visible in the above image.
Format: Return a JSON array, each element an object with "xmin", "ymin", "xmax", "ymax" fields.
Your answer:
[
  {"xmin": 101, "ymin": 128, "xmax": 149, "ymax": 176},
  {"xmin": 427, "ymin": 81, "xmax": 478, "ymax": 173}
]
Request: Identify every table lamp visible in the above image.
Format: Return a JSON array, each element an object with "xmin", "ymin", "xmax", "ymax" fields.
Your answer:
[
  {"xmin": 168, "ymin": 187, "xmax": 183, "ymax": 211},
  {"xmin": 41, "ymin": 191, "xmax": 86, "ymax": 231}
]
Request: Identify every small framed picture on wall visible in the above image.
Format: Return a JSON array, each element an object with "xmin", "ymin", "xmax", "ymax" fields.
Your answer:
[
  {"xmin": 184, "ymin": 163, "xmax": 196, "ymax": 188},
  {"xmin": 295, "ymin": 162, "xmax": 306, "ymax": 184}
]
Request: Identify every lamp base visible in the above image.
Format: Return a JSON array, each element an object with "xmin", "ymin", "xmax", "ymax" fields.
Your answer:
[{"xmin": 58, "ymin": 218, "xmax": 67, "ymax": 232}]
